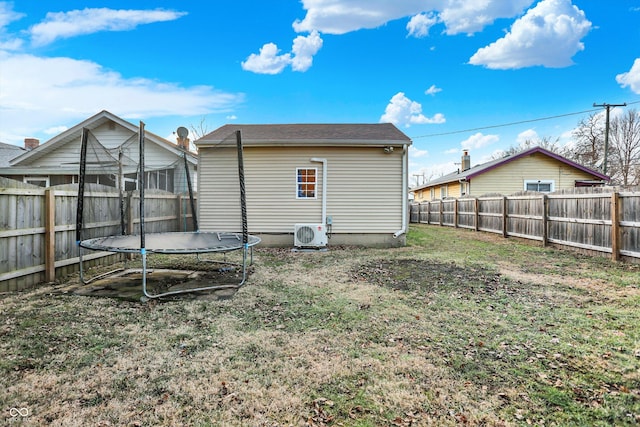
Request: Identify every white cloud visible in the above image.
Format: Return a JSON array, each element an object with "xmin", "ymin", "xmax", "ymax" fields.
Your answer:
[
  {"xmin": 461, "ymin": 132, "xmax": 499, "ymax": 149},
  {"xmin": 0, "ymin": 52, "xmax": 244, "ymax": 145},
  {"xmin": 29, "ymin": 7, "xmax": 187, "ymax": 46},
  {"xmin": 291, "ymin": 30, "xmax": 323, "ymax": 71},
  {"xmin": 444, "ymin": 147, "xmax": 459, "ymax": 154},
  {"xmin": 242, "ymin": 31, "xmax": 323, "ymax": 74},
  {"xmin": 516, "ymin": 129, "xmax": 539, "ymax": 144},
  {"xmin": 616, "ymin": 58, "xmax": 640, "ymax": 94},
  {"xmin": 241, "ymin": 43, "xmax": 292, "ymax": 74},
  {"xmin": 469, "ymin": 0, "xmax": 592, "ymax": 69},
  {"xmin": 407, "ymin": 12, "xmax": 438, "ymax": 38},
  {"xmin": 293, "ymin": 0, "xmax": 533, "ymax": 35},
  {"xmin": 226, "ymin": 115, "xmax": 238, "ymax": 121},
  {"xmin": 440, "ymin": 0, "xmax": 533, "ymax": 35},
  {"xmin": 425, "ymin": 84, "xmax": 442, "ymax": 95},
  {"xmin": 409, "ymin": 145, "xmax": 429, "ymax": 158},
  {"xmin": 44, "ymin": 125, "xmax": 68, "ymax": 135},
  {"xmin": 380, "ymin": 92, "xmax": 445, "ymax": 128},
  {"xmin": 0, "ymin": 1, "xmax": 24, "ymax": 50}
]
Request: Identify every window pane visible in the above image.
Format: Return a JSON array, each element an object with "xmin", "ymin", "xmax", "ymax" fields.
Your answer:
[{"xmin": 296, "ymin": 168, "xmax": 317, "ymax": 198}]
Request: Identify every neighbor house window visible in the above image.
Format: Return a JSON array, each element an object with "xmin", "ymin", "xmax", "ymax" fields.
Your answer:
[
  {"xmin": 296, "ymin": 168, "xmax": 317, "ymax": 199},
  {"xmin": 460, "ymin": 181, "xmax": 469, "ymax": 196},
  {"xmin": 524, "ymin": 180, "xmax": 554, "ymax": 193},
  {"xmin": 23, "ymin": 176, "xmax": 49, "ymax": 187},
  {"xmin": 145, "ymin": 168, "xmax": 174, "ymax": 192},
  {"xmin": 430, "ymin": 188, "xmax": 435, "ymax": 200},
  {"xmin": 440, "ymin": 185, "xmax": 448, "ymax": 199}
]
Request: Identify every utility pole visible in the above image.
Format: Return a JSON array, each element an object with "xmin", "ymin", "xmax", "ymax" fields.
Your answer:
[{"xmin": 593, "ymin": 102, "xmax": 626, "ymax": 175}]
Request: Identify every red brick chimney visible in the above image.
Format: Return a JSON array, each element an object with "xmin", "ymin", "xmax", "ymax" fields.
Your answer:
[
  {"xmin": 461, "ymin": 149, "xmax": 471, "ymax": 171},
  {"xmin": 24, "ymin": 138, "xmax": 39, "ymax": 150}
]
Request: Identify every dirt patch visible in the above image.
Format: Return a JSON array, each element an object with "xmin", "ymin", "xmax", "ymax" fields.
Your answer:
[{"xmin": 352, "ymin": 258, "xmax": 502, "ymax": 292}]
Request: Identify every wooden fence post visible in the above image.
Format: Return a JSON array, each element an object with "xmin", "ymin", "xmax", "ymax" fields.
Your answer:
[
  {"xmin": 453, "ymin": 198, "xmax": 459, "ymax": 228},
  {"xmin": 474, "ymin": 197, "xmax": 479, "ymax": 231},
  {"xmin": 611, "ymin": 192, "xmax": 620, "ymax": 262},
  {"xmin": 45, "ymin": 188, "xmax": 56, "ymax": 282},
  {"xmin": 502, "ymin": 196, "xmax": 508, "ymax": 238},
  {"xmin": 426, "ymin": 201, "xmax": 431, "ymax": 224},
  {"xmin": 439, "ymin": 200, "xmax": 443, "ymax": 226},
  {"xmin": 177, "ymin": 194, "xmax": 184, "ymax": 231},
  {"xmin": 541, "ymin": 194, "xmax": 548, "ymax": 246},
  {"xmin": 127, "ymin": 192, "xmax": 135, "ymax": 235}
]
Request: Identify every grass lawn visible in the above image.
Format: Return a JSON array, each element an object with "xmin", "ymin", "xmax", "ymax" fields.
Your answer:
[{"xmin": 1, "ymin": 224, "xmax": 639, "ymax": 426}]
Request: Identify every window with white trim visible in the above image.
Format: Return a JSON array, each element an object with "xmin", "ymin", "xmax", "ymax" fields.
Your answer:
[
  {"xmin": 296, "ymin": 168, "xmax": 317, "ymax": 199},
  {"xmin": 430, "ymin": 188, "xmax": 435, "ymax": 200},
  {"xmin": 440, "ymin": 185, "xmax": 448, "ymax": 199},
  {"xmin": 24, "ymin": 176, "xmax": 49, "ymax": 187},
  {"xmin": 524, "ymin": 180, "xmax": 555, "ymax": 193}
]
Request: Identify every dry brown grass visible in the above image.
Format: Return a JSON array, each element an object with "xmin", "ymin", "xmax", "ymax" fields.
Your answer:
[{"xmin": 1, "ymin": 225, "xmax": 639, "ymax": 426}]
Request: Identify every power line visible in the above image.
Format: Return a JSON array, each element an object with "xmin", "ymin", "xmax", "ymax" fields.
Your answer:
[
  {"xmin": 410, "ymin": 100, "xmax": 640, "ymax": 140},
  {"xmin": 593, "ymin": 102, "xmax": 627, "ymax": 175}
]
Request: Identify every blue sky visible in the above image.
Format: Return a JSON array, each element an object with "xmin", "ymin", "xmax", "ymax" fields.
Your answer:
[{"xmin": 1, "ymin": 0, "xmax": 639, "ymax": 182}]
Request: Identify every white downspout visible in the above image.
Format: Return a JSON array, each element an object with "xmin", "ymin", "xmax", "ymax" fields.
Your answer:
[
  {"xmin": 310, "ymin": 157, "xmax": 327, "ymax": 225},
  {"xmin": 393, "ymin": 144, "xmax": 408, "ymax": 238}
]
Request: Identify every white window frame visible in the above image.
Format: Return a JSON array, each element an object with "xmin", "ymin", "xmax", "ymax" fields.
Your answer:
[
  {"xmin": 430, "ymin": 188, "xmax": 435, "ymax": 200},
  {"xmin": 296, "ymin": 167, "xmax": 317, "ymax": 199},
  {"xmin": 461, "ymin": 181, "xmax": 469, "ymax": 196},
  {"xmin": 524, "ymin": 180, "xmax": 555, "ymax": 193},
  {"xmin": 23, "ymin": 176, "xmax": 49, "ymax": 187},
  {"xmin": 440, "ymin": 185, "xmax": 448, "ymax": 199}
]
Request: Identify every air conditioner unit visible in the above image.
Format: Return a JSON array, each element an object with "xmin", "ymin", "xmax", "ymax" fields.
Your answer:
[{"xmin": 294, "ymin": 223, "xmax": 328, "ymax": 248}]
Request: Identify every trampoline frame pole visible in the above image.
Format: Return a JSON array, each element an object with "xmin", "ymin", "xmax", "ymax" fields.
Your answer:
[{"xmin": 77, "ymin": 128, "xmax": 89, "ymax": 284}]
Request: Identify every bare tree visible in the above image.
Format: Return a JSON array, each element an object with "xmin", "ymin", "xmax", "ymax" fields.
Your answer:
[
  {"xmin": 608, "ymin": 109, "xmax": 640, "ymax": 185},
  {"xmin": 189, "ymin": 116, "xmax": 212, "ymax": 141},
  {"xmin": 491, "ymin": 136, "xmax": 562, "ymax": 160},
  {"xmin": 568, "ymin": 113, "xmax": 605, "ymax": 170}
]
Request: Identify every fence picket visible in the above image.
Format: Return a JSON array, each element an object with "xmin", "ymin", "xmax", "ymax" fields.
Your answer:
[{"xmin": 410, "ymin": 188, "xmax": 640, "ymax": 262}]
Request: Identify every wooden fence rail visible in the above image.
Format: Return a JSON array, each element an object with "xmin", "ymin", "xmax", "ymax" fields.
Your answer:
[
  {"xmin": 0, "ymin": 180, "xmax": 196, "ymax": 292},
  {"xmin": 410, "ymin": 189, "xmax": 640, "ymax": 262}
]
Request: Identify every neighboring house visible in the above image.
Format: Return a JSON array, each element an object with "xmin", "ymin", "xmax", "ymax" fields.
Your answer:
[
  {"xmin": 195, "ymin": 123, "xmax": 412, "ymax": 247},
  {"xmin": 0, "ymin": 110, "xmax": 196, "ymax": 193},
  {"xmin": 0, "ymin": 141, "xmax": 26, "ymax": 167},
  {"xmin": 413, "ymin": 147, "xmax": 609, "ymax": 202}
]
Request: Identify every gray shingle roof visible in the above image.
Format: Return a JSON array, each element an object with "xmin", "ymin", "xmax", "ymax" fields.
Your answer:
[
  {"xmin": 196, "ymin": 123, "xmax": 412, "ymax": 146},
  {"xmin": 0, "ymin": 142, "xmax": 26, "ymax": 167}
]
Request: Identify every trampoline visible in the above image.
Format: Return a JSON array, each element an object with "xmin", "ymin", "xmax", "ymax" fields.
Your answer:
[
  {"xmin": 76, "ymin": 124, "xmax": 260, "ymax": 300},
  {"xmin": 80, "ymin": 232, "xmax": 261, "ymax": 254}
]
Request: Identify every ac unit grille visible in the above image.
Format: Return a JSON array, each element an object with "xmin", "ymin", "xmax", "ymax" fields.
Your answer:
[
  {"xmin": 296, "ymin": 226, "xmax": 316, "ymax": 244},
  {"xmin": 294, "ymin": 223, "xmax": 328, "ymax": 248}
]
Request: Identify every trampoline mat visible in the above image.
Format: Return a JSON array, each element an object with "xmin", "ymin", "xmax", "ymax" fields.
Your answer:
[{"xmin": 80, "ymin": 231, "xmax": 261, "ymax": 254}]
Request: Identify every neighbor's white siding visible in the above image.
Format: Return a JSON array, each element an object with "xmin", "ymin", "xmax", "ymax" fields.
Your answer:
[
  {"xmin": 24, "ymin": 121, "xmax": 179, "ymax": 170},
  {"xmin": 198, "ymin": 146, "xmax": 404, "ymax": 234}
]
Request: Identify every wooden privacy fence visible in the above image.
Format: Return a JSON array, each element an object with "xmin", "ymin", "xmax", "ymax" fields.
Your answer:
[
  {"xmin": 0, "ymin": 180, "xmax": 196, "ymax": 292},
  {"xmin": 410, "ymin": 189, "xmax": 640, "ymax": 262}
]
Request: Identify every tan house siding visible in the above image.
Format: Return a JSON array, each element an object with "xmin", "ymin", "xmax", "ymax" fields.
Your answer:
[
  {"xmin": 412, "ymin": 149, "xmax": 607, "ymax": 202},
  {"xmin": 198, "ymin": 146, "xmax": 403, "ymax": 234},
  {"xmin": 470, "ymin": 153, "xmax": 599, "ymax": 195}
]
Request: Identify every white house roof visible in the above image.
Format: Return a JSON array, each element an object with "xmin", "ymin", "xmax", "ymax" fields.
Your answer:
[
  {"xmin": 196, "ymin": 123, "xmax": 412, "ymax": 147},
  {"xmin": 9, "ymin": 110, "xmax": 196, "ymax": 167}
]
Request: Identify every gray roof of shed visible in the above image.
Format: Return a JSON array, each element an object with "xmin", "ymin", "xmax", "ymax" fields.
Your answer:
[{"xmin": 196, "ymin": 123, "xmax": 412, "ymax": 147}]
